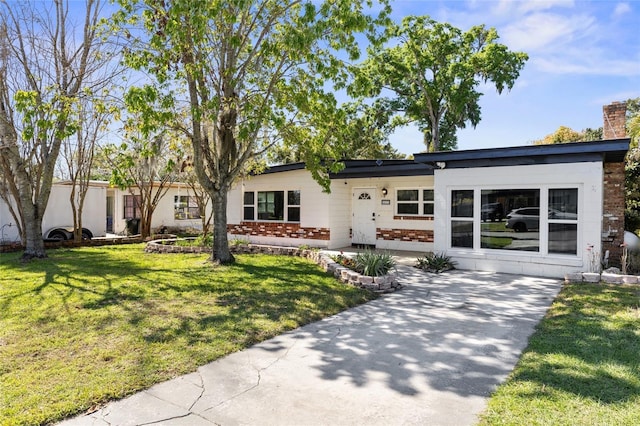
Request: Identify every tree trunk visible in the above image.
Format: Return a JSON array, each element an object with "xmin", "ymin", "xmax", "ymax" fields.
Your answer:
[
  {"xmin": 20, "ymin": 191, "xmax": 46, "ymax": 259},
  {"xmin": 210, "ymin": 188, "xmax": 234, "ymax": 264}
]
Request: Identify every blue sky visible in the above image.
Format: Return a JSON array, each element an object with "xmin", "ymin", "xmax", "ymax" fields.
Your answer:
[{"xmin": 385, "ymin": 0, "xmax": 640, "ymax": 154}]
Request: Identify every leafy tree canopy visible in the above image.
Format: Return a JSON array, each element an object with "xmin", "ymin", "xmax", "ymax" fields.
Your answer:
[
  {"xmin": 532, "ymin": 125, "xmax": 602, "ymax": 145},
  {"xmin": 352, "ymin": 15, "xmax": 528, "ymax": 152},
  {"xmin": 114, "ymin": 0, "xmax": 392, "ymax": 263}
]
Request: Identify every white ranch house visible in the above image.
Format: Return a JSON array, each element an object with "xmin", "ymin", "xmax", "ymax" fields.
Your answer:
[
  {"xmin": 227, "ymin": 138, "xmax": 628, "ymax": 278},
  {"xmin": 226, "ymin": 102, "xmax": 630, "ymax": 278},
  {"xmin": 0, "ymin": 102, "xmax": 631, "ymax": 278}
]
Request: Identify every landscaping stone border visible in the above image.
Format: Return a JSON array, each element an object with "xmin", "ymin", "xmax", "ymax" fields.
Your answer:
[
  {"xmin": 0, "ymin": 235, "xmax": 144, "ymax": 253},
  {"xmin": 565, "ymin": 271, "xmax": 640, "ymax": 285},
  {"xmin": 145, "ymin": 239, "xmax": 401, "ymax": 293}
]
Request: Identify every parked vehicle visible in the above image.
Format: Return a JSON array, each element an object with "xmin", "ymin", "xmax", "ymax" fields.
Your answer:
[
  {"xmin": 44, "ymin": 227, "xmax": 94, "ymax": 241},
  {"xmin": 481, "ymin": 202, "xmax": 504, "ymax": 221},
  {"xmin": 506, "ymin": 208, "xmax": 577, "ymax": 232}
]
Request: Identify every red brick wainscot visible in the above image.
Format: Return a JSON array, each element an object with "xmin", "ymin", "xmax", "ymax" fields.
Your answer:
[
  {"xmin": 376, "ymin": 228, "xmax": 434, "ymax": 243},
  {"xmin": 228, "ymin": 222, "xmax": 330, "ymax": 240}
]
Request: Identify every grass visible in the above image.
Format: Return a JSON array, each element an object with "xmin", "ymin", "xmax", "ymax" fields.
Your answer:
[
  {"xmin": 479, "ymin": 283, "xmax": 640, "ymax": 425},
  {"xmin": 0, "ymin": 244, "xmax": 377, "ymax": 425}
]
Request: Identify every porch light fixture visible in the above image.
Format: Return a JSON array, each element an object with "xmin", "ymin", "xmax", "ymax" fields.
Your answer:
[{"xmin": 382, "ymin": 188, "xmax": 388, "ymax": 197}]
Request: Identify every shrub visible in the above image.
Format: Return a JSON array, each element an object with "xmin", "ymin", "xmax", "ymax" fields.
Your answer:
[
  {"xmin": 331, "ymin": 252, "xmax": 357, "ymax": 270},
  {"xmin": 354, "ymin": 250, "xmax": 396, "ymax": 277},
  {"xmin": 416, "ymin": 252, "xmax": 456, "ymax": 273},
  {"xmin": 195, "ymin": 234, "xmax": 214, "ymax": 247},
  {"xmin": 229, "ymin": 237, "xmax": 250, "ymax": 247},
  {"xmin": 172, "ymin": 234, "xmax": 213, "ymax": 247}
]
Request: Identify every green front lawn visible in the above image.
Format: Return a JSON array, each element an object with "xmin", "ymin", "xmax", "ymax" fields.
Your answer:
[
  {"xmin": 0, "ymin": 245, "xmax": 376, "ymax": 425},
  {"xmin": 480, "ymin": 283, "xmax": 640, "ymax": 425}
]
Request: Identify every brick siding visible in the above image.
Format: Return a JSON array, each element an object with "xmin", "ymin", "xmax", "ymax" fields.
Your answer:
[
  {"xmin": 602, "ymin": 161, "xmax": 625, "ymax": 267},
  {"xmin": 376, "ymin": 227, "xmax": 434, "ymax": 243},
  {"xmin": 228, "ymin": 222, "xmax": 330, "ymax": 240},
  {"xmin": 603, "ymin": 101, "xmax": 627, "ymax": 139}
]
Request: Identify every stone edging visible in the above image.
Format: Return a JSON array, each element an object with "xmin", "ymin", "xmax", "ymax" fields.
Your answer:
[
  {"xmin": 144, "ymin": 240, "xmax": 401, "ymax": 293},
  {"xmin": 565, "ymin": 271, "xmax": 640, "ymax": 284}
]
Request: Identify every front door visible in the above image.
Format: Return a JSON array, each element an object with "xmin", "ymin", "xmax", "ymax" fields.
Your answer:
[{"xmin": 352, "ymin": 188, "xmax": 376, "ymax": 246}]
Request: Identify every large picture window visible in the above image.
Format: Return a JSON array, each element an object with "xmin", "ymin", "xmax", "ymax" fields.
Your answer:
[
  {"xmin": 243, "ymin": 190, "xmax": 300, "ymax": 222},
  {"xmin": 174, "ymin": 196, "xmax": 201, "ymax": 220},
  {"xmin": 396, "ymin": 189, "xmax": 434, "ymax": 216},
  {"xmin": 453, "ymin": 187, "xmax": 579, "ymax": 255},
  {"xmin": 481, "ymin": 189, "xmax": 540, "ymax": 252}
]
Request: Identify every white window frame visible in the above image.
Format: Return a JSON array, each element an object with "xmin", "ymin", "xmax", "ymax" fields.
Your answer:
[
  {"xmin": 242, "ymin": 189, "xmax": 301, "ymax": 223},
  {"xmin": 174, "ymin": 195, "xmax": 201, "ymax": 220},
  {"xmin": 395, "ymin": 188, "xmax": 434, "ymax": 217}
]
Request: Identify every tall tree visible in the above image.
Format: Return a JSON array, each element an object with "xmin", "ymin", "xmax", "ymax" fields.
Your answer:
[
  {"xmin": 104, "ymin": 87, "xmax": 179, "ymax": 238},
  {"xmin": 0, "ymin": 0, "xmax": 118, "ymax": 258},
  {"xmin": 624, "ymin": 97, "xmax": 640, "ymax": 232},
  {"xmin": 177, "ymin": 155, "xmax": 213, "ymax": 236},
  {"xmin": 59, "ymin": 97, "xmax": 116, "ymax": 241},
  {"xmin": 353, "ymin": 16, "xmax": 528, "ymax": 152},
  {"xmin": 115, "ymin": 0, "xmax": 390, "ymax": 264}
]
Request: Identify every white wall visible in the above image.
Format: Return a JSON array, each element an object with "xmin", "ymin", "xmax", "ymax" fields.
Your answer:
[
  {"xmin": 0, "ymin": 183, "xmax": 107, "ymax": 242},
  {"xmin": 341, "ymin": 175, "xmax": 435, "ymax": 251},
  {"xmin": 328, "ymin": 179, "xmax": 352, "ymax": 248},
  {"xmin": 0, "ymin": 197, "xmax": 20, "ymax": 242},
  {"xmin": 44, "ymin": 184, "xmax": 107, "ymax": 237},
  {"xmin": 224, "ymin": 171, "xmax": 438, "ymax": 250},
  {"xmin": 228, "ymin": 170, "xmax": 333, "ymax": 247},
  {"xmin": 110, "ymin": 185, "xmax": 211, "ymax": 234},
  {"xmin": 434, "ymin": 162, "xmax": 603, "ymax": 278}
]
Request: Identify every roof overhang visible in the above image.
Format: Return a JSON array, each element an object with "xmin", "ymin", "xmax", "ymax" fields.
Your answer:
[{"xmin": 413, "ymin": 139, "xmax": 630, "ymax": 169}]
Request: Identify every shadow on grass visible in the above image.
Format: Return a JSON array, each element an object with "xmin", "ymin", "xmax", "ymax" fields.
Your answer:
[
  {"xmin": 0, "ymin": 247, "xmax": 150, "ymax": 315},
  {"xmin": 137, "ymin": 256, "xmax": 376, "ymax": 348},
  {"xmin": 507, "ymin": 283, "xmax": 640, "ymax": 404}
]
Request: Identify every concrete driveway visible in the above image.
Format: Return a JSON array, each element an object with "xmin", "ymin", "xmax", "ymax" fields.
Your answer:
[{"xmin": 60, "ymin": 264, "xmax": 562, "ymax": 426}]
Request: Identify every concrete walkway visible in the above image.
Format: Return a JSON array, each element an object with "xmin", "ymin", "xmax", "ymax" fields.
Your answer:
[{"xmin": 60, "ymin": 259, "xmax": 562, "ymax": 426}]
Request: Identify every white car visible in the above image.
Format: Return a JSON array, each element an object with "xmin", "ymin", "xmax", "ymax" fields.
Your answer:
[{"xmin": 505, "ymin": 208, "xmax": 577, "ymax": 232}]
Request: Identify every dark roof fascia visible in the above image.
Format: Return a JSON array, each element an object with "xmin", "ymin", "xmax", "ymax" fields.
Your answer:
[
  {"xmin": 413, "ymin": 139, "xmax": 630, "ymax": 168},
  {"xmin": 256, "ymin": 162, "xmax": 306, "ymax": 175},
  {"xmin": 330, "ymin": 163, "xmax": 434, "ymax": 179},
  {"xmin": 256, "ymin": 160, "xmax": 434, "ymax": 178}
]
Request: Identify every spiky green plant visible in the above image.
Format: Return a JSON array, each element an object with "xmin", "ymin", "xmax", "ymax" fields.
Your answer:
[
  {"xmin": 416, "ymin": 252, "xmax": 456, "ymax": 273},
  {"xmin": 354, "ymin": 250, "xmax": 396, "ymax": 277}
]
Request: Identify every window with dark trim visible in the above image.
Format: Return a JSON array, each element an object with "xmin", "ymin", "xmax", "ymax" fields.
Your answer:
[
  {"xmin": 396, "ymin": 189, "xmax": 434, "ymax": 216},
  {"xmin": 243, "ymin": 191, "xmax": 255, "ymax": 221},
  {"xmin": 287, "ymin": 190, "xmax": 301, "ymax": 222},
  {"xmin": 452, "ymin": 187, "xmax": 579, "ymax": 255},
  {"xmin": 548, "ymin": 188, "xmax": 578, "ymax": 254},
  {"xmin": 174, "ymin": 195, "xmax": 201, "ymax": 220},
  {"xmin": 123, "ymin": 194, "xmax": 141, "ymax": 219},
  {"xmin": 451, "ymin": 190, "xmax": 474, "ymax": 248},
  {"xmin": 243, "ymin": 190, "xmax": 300, "ymax": 222}
]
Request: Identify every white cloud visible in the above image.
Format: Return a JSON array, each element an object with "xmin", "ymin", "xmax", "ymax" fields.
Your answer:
[
  {"xmin": 534, "ymin": 56, "xmax": 640, "ymax": 77},
  {"xmin": 613, "ymin": 2, "xmax": 632, "ymax": 18},
  {"xmin": 517, "ymin": 0, "xmax": 575, "ymax": 14},
  {"xmin": 502, "ymin": 12, "xmax": 596, "ymax": 51},
  {"xmin": 488, "ymin": 0, "xmax": 574, "ymax": 17}
]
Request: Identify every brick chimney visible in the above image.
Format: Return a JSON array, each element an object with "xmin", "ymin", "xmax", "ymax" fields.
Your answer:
[
  {"xmin": 603, "ymin": 101, "xmax": 627, "ymax": 139},
  {"xmin": 601, "ymin": 101, "xmax": 628, "ymax": 268}
]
